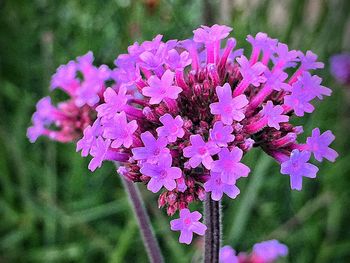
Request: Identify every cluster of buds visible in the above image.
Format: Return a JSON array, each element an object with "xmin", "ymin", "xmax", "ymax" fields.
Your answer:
[
  {"xmin": 220, "ymin": 240, "xmax": 288, "ymax": 263},
  {"xmin": 28, "ymin": 24, "xmax": 337, "ymax": 244}
]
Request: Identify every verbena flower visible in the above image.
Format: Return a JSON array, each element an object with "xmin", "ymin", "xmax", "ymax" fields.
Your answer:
[
  {"xmin": 220, "ymin": 240, "xmax": 288, "ymax": 263},
  {"xmin": 170, "ymin": 208, "xmax": 207, "ymax": 244},
  {"xmin": 29, "ymin": 24, "xmax": 338, "ymax": 245}
]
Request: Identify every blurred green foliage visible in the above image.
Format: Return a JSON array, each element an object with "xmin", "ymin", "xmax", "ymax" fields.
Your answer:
[{"xmin": 0, "ymin": 0, "xmax": 349, "ymax": 262}]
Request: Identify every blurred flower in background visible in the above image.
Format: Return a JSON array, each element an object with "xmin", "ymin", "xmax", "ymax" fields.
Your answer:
[{"xmin": 330, "ymin": 53, "xmax": 350, "ymax": 85}]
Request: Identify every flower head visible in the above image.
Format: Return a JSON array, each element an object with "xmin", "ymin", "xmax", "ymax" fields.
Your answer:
[
  {"xmin": 170, "ymin": 209, "xmax": 207, "ymax": 244},
  {"xmin": 29, "ymin": 25, "xmax": 337, "ymax": 243}
]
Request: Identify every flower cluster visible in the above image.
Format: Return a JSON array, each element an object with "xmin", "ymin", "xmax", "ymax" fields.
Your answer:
[
  {"xmin": 29, "ymin": 24, "xmax": 337, "ymax": 245},
  {"xmin": 220, "ymin": 240, "xmax": 288, "ymax": 263},
  {"xmin": 27, "ymin": 52, "xmax": 111, "ymax": 143},
  {"xmin": 330, "ymin": 53, "xmax": 350, "ymax": 85}
]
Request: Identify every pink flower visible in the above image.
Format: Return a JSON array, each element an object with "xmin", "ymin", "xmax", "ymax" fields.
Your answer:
[
  {"xmin": 219, "ymin": 246, "xmax": 238, "ymax": 263},
  {"xmin": 140, "ymin": 154, "xmax": 182, "ymax": 192},
  {"xmin": 204, "ymin": 172, "xmax": 240, "ymax": 201},
  {"xmin": 212, "ymin": 147, "xmax": 250, "ymax": 185},
  {"xmin": 183, "ymin": 135, "xmax": 220, "ymax": 169},
  {"xmin": 132, "ymin": 131, "xmax": 170, "ymax": 163},
  {"xmin": 261, "ymin": 101, "xmax": 289, "ymax": 130},
  {"xmin": 280, "ymin": 150, "xmax": 318, "ymax": 190},
  {"xmin": 210, "ymin": 83, "xmax": 249, "ymax": 125},
  {"xmin": 143, "ymin": 70, "xmax": 182, "ymax": 104},
  {"xmin": 209, "ymin": 121, "xmax": 235, "ymax": 147},
  {"xmin": 306, "ymin": 128, "xmax": 338, "ymax": 162},
  {"xmin": 103, "ymin": 112, "xmax": 138, "ymax": 149},
  {"xmin": 170, "ymin": 209, "xmax": 207, "ymax": 244},
  {"xmin": 193, "ymin": 24, "xmax": 232, "ymax": 43},
  {"xmin": 96, "ymin": 87, "xmax": 128, "ymax": 119},
  {"xmin": 156, "ymin": 114, "xmax": 185, "ymax": 143},
  {"xmin": 88, "ymin": 137, "xmax": 111, "ymax": 172},
  {"xmin": 236, "ymin": 55, "xmax": 267, "ymax": 87}
]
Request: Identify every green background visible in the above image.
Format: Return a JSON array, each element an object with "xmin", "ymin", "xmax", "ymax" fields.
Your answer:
[{"xmin": 1, "ymin": 0, "xmax": 349, "ymax": 262}]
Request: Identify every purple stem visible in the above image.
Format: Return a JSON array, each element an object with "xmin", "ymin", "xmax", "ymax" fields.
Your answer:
[
  {"xmin": 119, "ymin": 169, "xmax": 164, "ymax": 263},
  {"xmin": 204, "ymin": 194, "xmax": 221, "ymax": 263}
]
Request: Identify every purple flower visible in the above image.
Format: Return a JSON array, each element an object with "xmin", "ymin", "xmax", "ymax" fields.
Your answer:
[
  {"xmin": 140, "ymin": 154, "xmax": 182, "ymax": 192},
  {"xmin": 330, "ymin": 53, "xmax": 350, "ymax": 84},
  {"xmin": 219, "ymin": 246, "xmax": 238, "ymax": 263},
  {"xmin": 284, "ymin": 85, "xmax": 315, "ymax": 117},
  {"xmin": 132, "ymin": 131, "xmax": 169, "ymax": 163},
  {"xmin": 183, "ymin": 135, "xmax": 220, "ymax": 169},
  {"xmin": 170, "ymin": 208, "xmax": 207, "ymax": 244},
  {"xmin": 88, "ymin": 137, "xmax": 111, "ymax": 171},
  {"xmin": 76, "ymin": 119, "xmax": 102, "ymax": 157},
  {"xmin": 103, "ymin": 112, "xmax": 138, "ymax": 149},
  {"xmin": 246, "ymin": 32, "xmax": 277, "ymax": 53},
  {"xmin": 280, "ymin": 149, "xmax": 318, "ymax": 190},
  {"xmin": 143, "ymin": 70, "xmax": 183, "ymax": 104},
  {"xmin": 96, "ymin": 87, "xmax": 128, "ymax": 119},
  {"xmin": 156, "ymin": 114, "xmax": 185, "ymax": 143},
  {"xmin": 212, "ymin": 147, "xmax": 250, "ymax": 185},
  {"xmin": 297, "ymin": 72, "xmax": 331, "ymax": 100},
  {"xmin": 236, "ymin": 55, "xmax": 267, "ymax": 87},
  {"xmin": 306, "ymin": 128, "xmax": 338, "ymax": 162},
  {"xmin": 209, "ymin": 121, "xmax": 235, "ymax": 147},
  {"xmin": 299, "ymin": 50, "xmax": 324, "ymax": 70},
  {"xmin": 32, "ymin": 97, "xmax": 57, "ymax": 123},
  {"xmin": 261, "ymin": 101, "xmax": 289, "ymax": 130},
  {"xmin": 272, "ymin": 43, "xmax": 299, "ymax": 69},
  {"xmin": 252, "ymin": 239, "xmax": 288, "ymax": 263},
  {"xmin": 264, "ymin": 70, "xmax": 291, "ymax": 91},
  {"xmin": 193, "ymin": 24, "xmax": 232, "ymax": 43},
  {"xmin": 204, "ymin": 172, "xmax": 240, "ymax": 201},
  {"xmin": 50, "ymin": 60, "xmax": 78, "ymax": 94},
  {"xmin": 210, "ymin": 83, "xmax": 249, "ymax": 125},
  {"xmin": 139, "ymin": 43, "xmax": 167, "ymax": 71},
  {"xmin": 165, "ymin": 49, "xmax": 191, "ymax": 70},
  {"xmin": 27, "ymin": 120, "xmax": 45, "ymax": 143}
]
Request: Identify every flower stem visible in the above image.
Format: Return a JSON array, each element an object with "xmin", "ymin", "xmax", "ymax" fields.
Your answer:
[
  {"xmin": 121, "ymin": 177, "xmax": 164, "ymax": 263},
  {"xmin": 204, "ymin": 194, "xmax": 221, "ymax": 263}
]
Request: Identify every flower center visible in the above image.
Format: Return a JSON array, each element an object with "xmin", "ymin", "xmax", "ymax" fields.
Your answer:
[
  {"xmin": 215, "ymin": 132, "xmax": 222, "ymax": 140},
  {"xmin": 198, "ymin": 147, "xmax": 207, "ymax": 155},
  {"xmin": 184, "ymin": 217, "xmax": 191, "ymax": 226},
  {"xmin": 160, "ymin": 170, "xmax": 168, "ymax": 179},
  {"xmin": 170, "ymin": 124, "xmax": 178, "ymax": 134}
]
